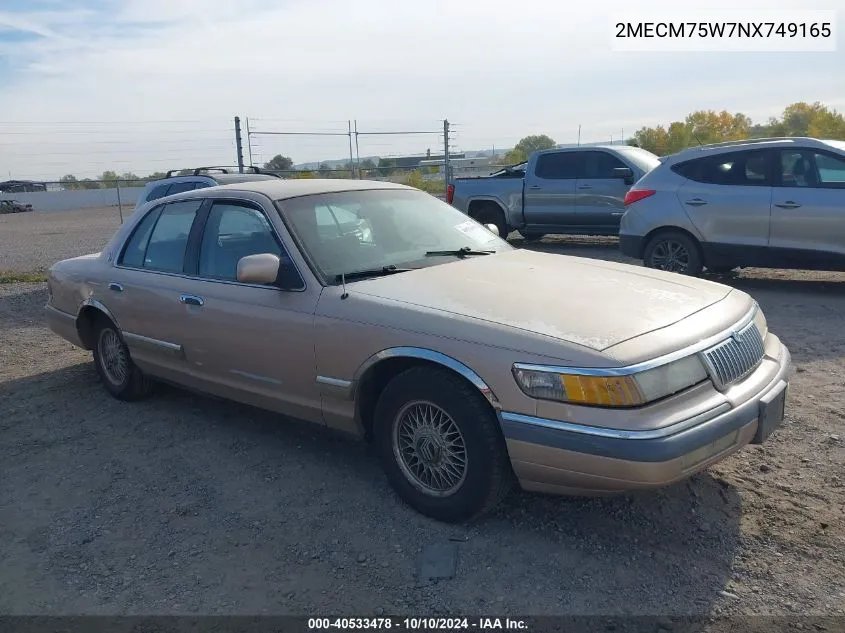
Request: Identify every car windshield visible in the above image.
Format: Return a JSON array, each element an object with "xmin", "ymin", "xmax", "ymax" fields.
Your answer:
[
  {"xmin": 279, "ymin": 188, "xmax": 513, "ymax": 282},
  {"xmin": 616, "ymin": 147, "xmax": 662, "ymax": 173},
  {"xmin": 823, "ymin": 140, "xmax": 845, "ymax": 152}
]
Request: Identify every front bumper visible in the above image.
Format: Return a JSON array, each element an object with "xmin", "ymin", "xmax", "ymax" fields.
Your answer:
[{"xmin": 500, "ymin": 339, "xmax": 792, "ymax": 495}]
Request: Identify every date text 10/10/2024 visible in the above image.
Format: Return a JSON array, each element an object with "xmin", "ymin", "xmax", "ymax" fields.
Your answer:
[{"xmin": 308, "ymin": 618, "xmax": 529, "ymax": 630}]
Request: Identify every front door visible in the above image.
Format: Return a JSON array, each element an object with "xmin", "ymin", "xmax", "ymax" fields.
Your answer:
[
  {"xmin": 768, "ymin": 148, "xmax": 845, "ymax": 270},
  {"xmin": 522, "ymin": 151, "xmax": 580, "ymax": 230},
  {"xmin": 174, "ymin": 199, "xmax": 323, "ymax": 422},
  {"xmin": 573, "ymin": 150, "xmax": 630, "ymax": 232}
]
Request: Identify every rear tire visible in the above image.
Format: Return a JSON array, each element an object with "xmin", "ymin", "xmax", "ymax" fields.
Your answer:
[
  {"xmin": 373, "ymin": 366, "xmax": 513, "ymax": 523},
  {"xmin": 92, "ymin": 316, "xmax": 153, "ymax": 401},
  {"xmin": 643, "ymin": 231, "xmax": 703, "ymax": 276},
  {"xmin": 474, "ymin": 204, "xmax": 509, "ymax": 241}
]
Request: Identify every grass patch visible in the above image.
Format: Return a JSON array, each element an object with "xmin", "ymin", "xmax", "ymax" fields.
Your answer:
[{"xmin": 0, "ymin": 270, "xmax": 48, "ymax": 284}]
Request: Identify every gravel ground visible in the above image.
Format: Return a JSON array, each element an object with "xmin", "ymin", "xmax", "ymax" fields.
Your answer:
[{"xmin": 1, "ymin": 210, "xmax": 844, "ymax": 622}]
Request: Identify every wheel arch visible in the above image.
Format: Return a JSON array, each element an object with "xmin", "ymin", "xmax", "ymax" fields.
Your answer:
[
  {"xmin": 352, "ymin": 347, "xmax": 502, "ymax": 440},
  {"xmin": 642, "ymin": 225, "xmax": 706, "ymax": 263},
  {"xmin": 75, "ymin": 299, "xmax": 119, "ymax": 350}
]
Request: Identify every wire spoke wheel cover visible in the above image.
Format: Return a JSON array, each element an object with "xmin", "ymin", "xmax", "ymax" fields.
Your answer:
[
  {"xmin": 651, "ymin": 239, "xmax": 690, "ymax": 273},
  {"xmin": 98, "ymin": 328, "xmax": 128, "ymax": 386},
  {"xmin": 392, "ymin": 400, "xmax": 468, "ymax": 497}
]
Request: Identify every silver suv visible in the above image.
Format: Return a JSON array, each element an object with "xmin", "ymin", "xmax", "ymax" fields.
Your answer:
[
  {"xmin": 134, "ymin": 166, "xmax": 281, "ymax": 211},
  {"xmin": 619, "ymin": 137, "xmax": 845, "ymax": 275}
]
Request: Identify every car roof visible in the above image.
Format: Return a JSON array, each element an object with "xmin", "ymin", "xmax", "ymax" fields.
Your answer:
[
  {"xmin": 662, "ymin": 137, "xmax": 835, "ymax": 165},
  {"xmin": 203, "ymin": 178, "xmax": 414, "ymax": 200}
]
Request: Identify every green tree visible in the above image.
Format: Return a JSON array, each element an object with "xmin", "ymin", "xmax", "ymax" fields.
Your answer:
[
  {"xmin": 79, "ymin": 178, "xmax": 101, "ymax": 190},
  {"xmin": 263, "ymin": 154, "xmax": 294, "ymax": 171},
  {"xmin": 504, "ymin": 134, "xmax": 557, "ymax": 163},
  {"xmin": 99, "ymin": 170, "xmax": 119, "ymax": 187},
  {"xmin": 60, "ymin": 174, "xmax": 81, "ymax": 190}
]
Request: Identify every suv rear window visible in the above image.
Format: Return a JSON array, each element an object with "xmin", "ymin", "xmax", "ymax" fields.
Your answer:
[{"xmin": 672, "ymin": 150, "xmax": 773, "ymax": 186}]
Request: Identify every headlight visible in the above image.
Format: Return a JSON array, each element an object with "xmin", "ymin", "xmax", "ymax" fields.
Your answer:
[
  {"xmin": 753, "ymin": 305, "xmax": 768, "ymax": 339},
  {"xmin": 512, "ymin": 355, "xmax": 708, "ymax": 407}
]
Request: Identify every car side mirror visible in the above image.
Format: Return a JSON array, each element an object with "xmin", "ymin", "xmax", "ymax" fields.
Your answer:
[
  {"xmin": 484, "ymin": 223, "xmax": 500, "ymax": 236},
  {"xmin": 612, "ymin": 167, "xmax": 634, "ymax": 180},
  {"xmin": 237, "ymin": 253, "xmax": 281, "ymax": 285}
]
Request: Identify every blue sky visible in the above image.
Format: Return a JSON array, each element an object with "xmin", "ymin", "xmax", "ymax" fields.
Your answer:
[{"xmin": 0, "ymin": 0, "xmax": 843, "ymax": 179}]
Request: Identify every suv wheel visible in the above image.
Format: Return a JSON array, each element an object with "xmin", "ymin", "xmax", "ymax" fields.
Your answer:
[
  {"xmin": 373, "ymin": 366, "xmax": 513, "ymax": 522},
  {"xmin": 643, "ymin": 231, "xmax": 703, "ymax": 276}
]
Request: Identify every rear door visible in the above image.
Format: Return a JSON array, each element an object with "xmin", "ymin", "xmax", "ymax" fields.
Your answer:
[
  {"xmin": 769, "ymin": 148, "xmax": 845, "ymax": 269},
  {"xmin": 673, "ymin": 149, "xmax": 774, "ymax": 264},
  {"xmin": 106, "ymin": 198, "xmax": 205, "ymax": 378},
  {"xmin": 521, "ymin": 151, "xmax": 580, "ymax": 229},
  {"xmin": 574, "ymin": 150, "xmax": 630, "ymax": 232}
]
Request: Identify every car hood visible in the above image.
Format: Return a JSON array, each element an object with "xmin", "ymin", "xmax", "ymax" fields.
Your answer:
[{"xmin": 347, "ymin": 249, "xmax": 734, "ymax": 351}]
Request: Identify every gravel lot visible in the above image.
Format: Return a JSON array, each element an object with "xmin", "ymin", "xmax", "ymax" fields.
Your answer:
[{"xmin": 1, "ymin": 207, "xmax": 844, "ymax": 622}]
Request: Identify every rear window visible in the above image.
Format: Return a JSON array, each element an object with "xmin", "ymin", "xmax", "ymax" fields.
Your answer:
[
  {"xmin": 534, "ymin": 152, "xmax": 580, "ymax": 179},
  {"xmin": 672, "ymin": 150, "xmax": 773, "ymax": 186}
]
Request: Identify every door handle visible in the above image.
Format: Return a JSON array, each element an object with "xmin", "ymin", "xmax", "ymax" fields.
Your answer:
[
  {"xmin": 528, "ymin": 185, "xmax": 542, "ymax": 190},
  {"xmin": 179, "ymin": 294, "xmax": 204, "ymax": 307},
  {"xmin": 108, "ymin": 282, "xmax": 123, "ymax": 292},
  {"xmin": 774, "ymin": 201, "xmax": 801, "ymax": 209},
  {"xmin": 611, "ymin": 211, "xmax": 624, "ymax": 216},
  {"xmin": 577, "ymin": 185, "xmax": 593, "ymax": 190},
  {"xmin": 684, "ymin": 199, "xmax": 707, "ymax": 207}
]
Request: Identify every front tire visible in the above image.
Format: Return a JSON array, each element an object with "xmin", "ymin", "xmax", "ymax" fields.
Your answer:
[
  {"xmin": 643, "ymin": 231, "xmax": 703, "ymax": 276},
  {"xmin": 373, "ymin": 367, "xmax": 513, "ymax": 522},
  {"xmin": 92, "ymin": 316, "xmax": 152, "ymax": 401}
]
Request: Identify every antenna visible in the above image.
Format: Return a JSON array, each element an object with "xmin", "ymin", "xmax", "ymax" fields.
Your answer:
[{"xmin": 341, "ymin": 273, "xmax": 348, "ymax": 300}]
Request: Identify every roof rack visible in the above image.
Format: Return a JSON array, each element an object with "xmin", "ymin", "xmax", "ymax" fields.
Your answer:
[
  {"xmin": 164, "ymin": 166, "xmax": 270, "ymax": 178},
  {"xmin": 679, "ymin": 137, "xmax": 822, "ymax": 153}
]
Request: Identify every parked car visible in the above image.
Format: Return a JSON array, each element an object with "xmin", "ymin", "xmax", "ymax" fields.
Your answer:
[
  {"xmin": 0, "ymin": 199, "xmax": 33, "ymax": 214},
  {"xmin": 134, "ymin": 166, "xmax": 281, "ymax": 211},
  {"xmin": 447, "ymin": 145, "xmax": 661, "ymax": 240},
  {"xmin": 45, "ymin": 179, "xmax": 791, "ymax": 522},
  {"xmin": 620, "ymin": 137, "xmax": 845, "ymax": 275}
]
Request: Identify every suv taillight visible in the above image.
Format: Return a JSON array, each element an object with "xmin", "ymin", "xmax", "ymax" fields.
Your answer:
[
  {"xmin": 446, "ymin": 184, "xmax": 455, "ymax": 204},
  {"xmin": 624, "ymin": 189, "xmax": 656, "ymax": 206}
]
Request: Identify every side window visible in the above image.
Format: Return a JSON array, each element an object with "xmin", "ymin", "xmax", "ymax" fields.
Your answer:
[
  {"xmin": 534, "ymin": 152, "xmax": 580, "ymax": 180},
  {"xmin": 166, "ymin": 181, "xmax": 197, "ymax": 196},
  {"xmin": 813, "ymin": 152, "xmax": 845, "ymax": 187},
  {"xmin": 581, "ymin": 151, "xmax": 626, "ymax": 179},
  {"xmin": 145, "ymin": 184, "xmax": 170, "ymax": 202},
  {"xmin": 120, "ymin": 206, "xmax": 163, "ymax": 268},
  {"xmin": 193, "ymin": 181, "xmax": 214, "ymax": 190},
  {"xmin": 673, "ymin": 150, "xmax": 772, "ymax": 186},
  {"xmin": 198, "ymin": 202, "xmax": 289, "ymax": 283},
  {"xmin": 779, "ymin": 151, "xmax": 814, "ymax": 187},
  {"xmin": 143, "ymin": 200, "xmax": 203, "ymax": 273}
]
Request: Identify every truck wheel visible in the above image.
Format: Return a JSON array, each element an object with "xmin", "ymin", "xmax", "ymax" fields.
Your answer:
[
  {"xmin": 643, "ymin": 231, "xmax": 703, "ymax": 276},
  {"xmin": 474, "ymin": 204, "xmax": 509, "ymax": 240}
]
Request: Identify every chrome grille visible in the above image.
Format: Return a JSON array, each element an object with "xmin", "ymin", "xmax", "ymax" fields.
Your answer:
[{"xmin": 701, "ymin": 320, "xmax": 765, "ymax": 390}]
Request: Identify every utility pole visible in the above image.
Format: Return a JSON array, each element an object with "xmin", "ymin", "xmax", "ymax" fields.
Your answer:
[
  {"xmin": 347, "ymin": 120, "xmax": 355, "ymax": 179},
  {"xmin": 443, "ymin": 119, "xmax": 451, "ymax": 193},
  {"xmin": 354, "ymin": 120, "xmax": 361, "ymax": 179},
  {"xmin": 577, "ymin": 124, "xmax": 581, "ymax": 146},
  {"xmin": 245, "ymin": 117, "xmax": 254, "ymax": 167},
  {"xmin": 234, "ymin": 116, "xmax": 245, "ymax": 173}
]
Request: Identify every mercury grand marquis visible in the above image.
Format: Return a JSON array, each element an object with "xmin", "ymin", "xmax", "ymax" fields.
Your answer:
[{"xmin": 45, "ymin": 179, "xmax": 792, "ymax": 522}]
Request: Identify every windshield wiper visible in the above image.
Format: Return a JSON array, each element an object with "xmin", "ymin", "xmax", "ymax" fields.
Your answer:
[
  {"xmin": 335, "ymin": 265, "xmax": 411, "ymax": 283},
  {"xmin": 424, "ymin": 246, "xmax": 495, "ymax": 258}
]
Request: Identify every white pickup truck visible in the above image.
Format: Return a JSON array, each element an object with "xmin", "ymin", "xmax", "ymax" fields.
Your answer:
[{"xmin": 447, "ymin": 145, "xmax": 661, "ymax": 239}]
